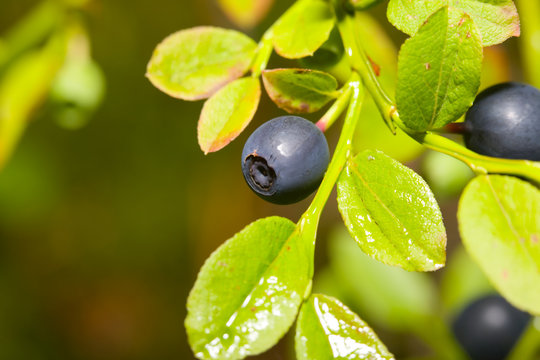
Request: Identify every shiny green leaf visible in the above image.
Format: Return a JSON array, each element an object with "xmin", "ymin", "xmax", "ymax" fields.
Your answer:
[
  {"xmin": 186, "ymin": 216, "xmax": 316, "ymax": 359},
  {"xmin": 146, "ymin": 27, "xmax": 257, "ymax": 100},
  {"xmin": 262, "ymin": 68, "xmax": 338, "ymax": 114},
  {"xmin": 198, "ymin": 77, "xmax": 260, "ymax": 154},
  {"xmin": 272, "ymin": 0, "xmax": 335, "ymax": 59},
  {"xmin": 458, "ymin": 175, "xmax": 540, "ymax": 315},
  {"xmin": 296, "ymin": 294, "xmax": 395, "ymax": 360},
  {"xmin": 328, "ymin": 227, "xmax": 438, "ymax": 331},
  {"xmin": 217, "ymin": 0, "xmax": 274, "ymax": 29},
  {"xmin": 396, "ymin": 6, "xmax": 482, "ymax": 131},
  {"xmin": 337, "ymin": 150, "xmax": 446, "ymax": 272},
  {"xmin": 387, "ymin": 0, "xmax": 519, "ymax": 46}
]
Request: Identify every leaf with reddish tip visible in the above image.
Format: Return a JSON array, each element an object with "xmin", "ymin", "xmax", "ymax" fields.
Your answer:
[
  {"xmin": 387, "ymin": 0, "xmax": 519, "ymax": 46},
  {"xmin": 272, "ymin": 0, "xmax": 335, "ymax": 59},
  {"xmin": 146, "ymin": 27, "xmax": 257, "ymax": 101},
  {"xmin": 198, "ymin": 77, "xmax": 260, "ymax": 154},
  {"xmin": 262, "ymin": 68, "xmax": 338, "ymax": 114},
  {"xmin": 217, "ymin": 0, "xmax": 274, "ymax": 29}
]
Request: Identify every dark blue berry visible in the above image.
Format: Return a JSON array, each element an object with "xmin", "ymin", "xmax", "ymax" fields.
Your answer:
[
  {"xmin": 241, "ymin": 116, "xmax": 330, "ymax": 204},
  {"xmin": 464, "ymin": 82, "xmax": 540, "ymax": 161},
  {"xmin": 452, "ymin": 294, "xmax": 531, "ymax": 360}
]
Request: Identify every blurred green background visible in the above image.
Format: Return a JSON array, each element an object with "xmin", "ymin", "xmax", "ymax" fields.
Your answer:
[{"xmin": 0, "ymin": 0, "xmax": 530, "ymax": 359}]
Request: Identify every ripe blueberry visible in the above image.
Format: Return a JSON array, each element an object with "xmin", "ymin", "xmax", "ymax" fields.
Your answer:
[
  {"xmin": 241, "ymin": 116, "xmax": 330, "ymax": 204},
  {"xmin": 452, "ymin": 294, "xmax": 531, "ymax": 360},
  {"xmin": 463, "ymin": 82, "xmax": 540, "ymax": 161}
]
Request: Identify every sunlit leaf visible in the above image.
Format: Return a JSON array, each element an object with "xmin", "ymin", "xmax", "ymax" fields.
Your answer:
[
  {"xmin": 337, "ymin": 150, "xmax": 446, "ymax": 272},
  {"xmin": 458, "ymin": 175, "xmax": 540, "ymax": 315},
  {"xmin": 186, "ymin": 216, "xmax": 316, "ymax": 359},
  {"xmin": 396, "ymin": 6, "xmax": 482, "ymax": 131},
  {"xmin": 262, "ymin": 68, "xmax": 337, "ymax": 114},
  {"xmin": 296, "ymin": 294, "xmax": 395, "ymax": 360},
  {"xmin": 198, "ymin": 77, "xmax": 260, "ymax": 154},
  {"xmin": 272, "ymin": 0, "xmax": 335, "ymax": 59},
  {"xmin": 217, "ymin": 0, "xmax": 274, "ymax": 29},
  {"xmin": 387, "ymin": 0, "xmax": 519, "ymax": 46},
  {"xmin": 146, "ymin": 27, "xmax": 257, "ymax": 100}
]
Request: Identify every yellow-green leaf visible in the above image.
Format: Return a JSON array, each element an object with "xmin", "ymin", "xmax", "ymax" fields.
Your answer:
[
  {"xmin": 146, "ymin": 27, "xmax": 257, "ymax": 100},
  {"xmin": 217, "ymin": 0, "xmax": 274, "ymax": 29},
  {"xmin": 0, "ymin": 33, "xmax": 66, "ymax": 171},
  {"xmin": 458, "ymin": 175, "xmax": 540, "ymax": 315},
  {"xmin": 337, "ymin": 150, "xmax": 446, "ymax": 272},
  {"xmin": 186, "ymin": 216, "xmax": 316, "ymax": 359},
  {"xmin": 387, "ymin": 0, "xmax": 519, "ymax": 46},
  {"xmin": 198, "ymin": 77, "xmax": 260, "ymax": 154},
  {"xmin": 296, "ymin": 294, "xmax": 395, "ymax": 360},
  {"xmin": 262, "ymin": 68, "xmax": 338, "ymax": 114},
  {"xmin": 272, "ymin": 0, "xmax": 335, "ymax": 59}
]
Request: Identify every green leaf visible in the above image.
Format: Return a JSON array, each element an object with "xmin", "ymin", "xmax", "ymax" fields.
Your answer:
[
  {"xmin": 458, "ymin": 175, "xmax": 540, "ymax": 315},
  {"xmin": 185, "ymin": 216, "xmax": 316, "ymax": 359},
  {"xmin": 146, "ymin": 27, "xmax": 257, "ymax": 101},
  {"xmin": 262, "ymin": 68, "xmax": 338, "ymax": 114},
  {"xmin": 328, "ymin": 227, "xmax": 438, "ymax": 331},
  {"xmin": 387, "ymin": 0, "xmax": 519, "ymax": 46},
  {"xmin": 198, "ymin": 77, "xmax": 260, "ymax": 154},
  {"xmin": 396, "ymin": 6, "xmax": 482, "ymax": 131},
  {"xmin": 296, "ymin": 293, "xmax": 395, "ymax": 360},
  {"xmin": 337, "ymin": 149, "xmax": 446, "ymax": 272},
  {"xmin": 0, "ymin": 33, "xmax": 66, "ymax": 171},
  {"xmin": 272, "ymin": 0, "xmax": 335, "ymax": 59},
  {"xmin": 217, "ymin": 0, "xmax": 274, "ymax": 29}
]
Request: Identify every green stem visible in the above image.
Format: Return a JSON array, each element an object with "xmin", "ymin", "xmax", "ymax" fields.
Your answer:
[
  {"xmin": 413, "ymin": 132, "xmax": 540, "ymax": 184},
  {"xmin": 250, "ymin": 29, "xmax": 274, "ymax": 78},
  {"xmin": 307, "ymin": 72, "xmax": 363, "ymax": 219},
  {"xmin": 507, "ymin": 317, "xmax": 540, "ymax": 360},
  {"xmin": 316, "ymin": 84, "xmax": 353, "ymax": 132},
  {"xmin": 337, "ymin": 13, "xmax": 396, "ymax": 133},
  {"xmin": 516, "ymin": 0, "xmax": 540, "ymax": 88},
  {"xmin": 338, "ymin": 12, "xmax": 540, "ymax": 184}
]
